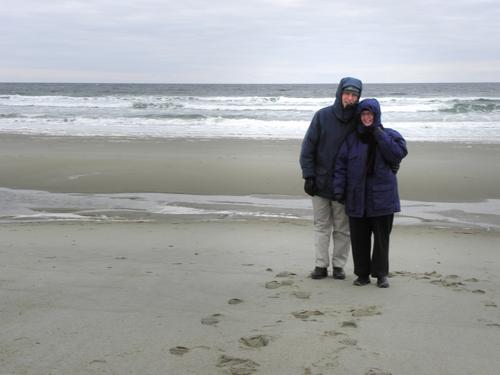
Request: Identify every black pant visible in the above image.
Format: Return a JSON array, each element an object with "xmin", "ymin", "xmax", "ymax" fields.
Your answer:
[{"xmin": 349, "ymin": 214, "xmax": 394, "ymax": 278}]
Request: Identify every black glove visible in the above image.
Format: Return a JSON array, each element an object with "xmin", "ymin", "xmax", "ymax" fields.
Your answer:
[
  {"xmin": 333, "ymin": 193, "xmax": 345, "ymax": 205},
  {"xmin": 390, "ymin": 163, "xmax": 400, "ymax": 174},
  {"xmin": 304, "ymin": 178, "xmax": 316, "ymax": 196}
]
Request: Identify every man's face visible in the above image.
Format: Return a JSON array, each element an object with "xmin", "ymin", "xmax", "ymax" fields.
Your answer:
[{"xmin": 342, "ymin": 91, "xmax": 359, "ymax": 109}]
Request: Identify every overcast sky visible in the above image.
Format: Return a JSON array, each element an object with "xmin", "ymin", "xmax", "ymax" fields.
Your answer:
[{"xmin": 2, "ymin": 0, "xmax": 499, "ymax": 83}]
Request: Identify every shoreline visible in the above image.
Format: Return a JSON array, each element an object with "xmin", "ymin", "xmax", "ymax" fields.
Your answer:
[
  {"xmin": 1, "ymin": 187, "xmax": 499, "ymax": 232},
  {"xmin": 1, "ymin": 133, "xmax": 499, "ymax": 202}
]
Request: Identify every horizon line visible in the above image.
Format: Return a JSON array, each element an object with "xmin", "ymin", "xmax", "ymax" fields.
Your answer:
[{"xmin": 1, "ymin": 81, "xmax": 500, "ymax": 85}]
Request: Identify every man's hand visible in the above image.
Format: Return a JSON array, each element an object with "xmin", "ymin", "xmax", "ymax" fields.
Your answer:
[
  {"xmin": 333, "ymin": 193, "xmax": 345, "ymax": 205},
  {"xmin": 304, "ymin": 178, "xmax": 316, "ymax": 196}
]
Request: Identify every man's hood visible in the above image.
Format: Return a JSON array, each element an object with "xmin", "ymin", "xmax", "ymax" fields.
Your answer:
[
  {"xmin": 333, "ymin": 77, "xmax": 363, "ymax": 122},
  {"xmin": 335, "ymin": 77, "xmax": 363, "ymax": 102}
]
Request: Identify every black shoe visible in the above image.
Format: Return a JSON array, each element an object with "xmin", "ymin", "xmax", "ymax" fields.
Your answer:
[
  {"xmin": 332, "ymin": 267, "xmax": 346, "ymax": 280},
  {"xmin": 377, "ymin": 276, "xmax": 390, "ymax": 288},
  {"xmin": 310, "ymin": 267, "xmax": 328, "ymax": 279},
  {"xmin": 353, "ymin": 276, "xmax": 371, "ymax": 286}
]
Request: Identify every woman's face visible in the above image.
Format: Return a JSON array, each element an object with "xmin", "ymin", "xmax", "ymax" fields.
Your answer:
[{"xmin": 361, "ymin": 110, "xmax": 374, "ymax": 126}]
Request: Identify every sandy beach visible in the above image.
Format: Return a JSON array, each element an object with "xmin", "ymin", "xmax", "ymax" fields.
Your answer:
[
  {"xmin": 1, "ymin": 221, "xmax": 499, "ymax": 375},
  {"xmin": 1, "ymin": 134, "xmax": 500, "ymax": 374}
]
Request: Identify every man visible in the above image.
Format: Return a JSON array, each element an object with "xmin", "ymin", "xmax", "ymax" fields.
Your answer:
[{"xmin": 299, "ymin": 77, "xmax": 363, "ymax": 279}]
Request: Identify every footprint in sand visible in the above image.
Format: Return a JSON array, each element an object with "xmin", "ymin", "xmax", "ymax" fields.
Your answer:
[
  {"xmin": 429, "ymin": 275, "xmax": 478, "ymax": 292},
  {"xmin": 323, "ymin": 330, "xmax": 346, "ymax": 337},
  {"xmin": 89, "ymin": 359, "xmax": 107, "ymax": 365},
  {"xmin": 350, "ymin": 305, "xmax": 382, "ymax": 318},
  {"xmin": 341, "ymin": 320, "xmax": 358, "ymax": 328},
  {"xmin": 395, "ymin": 270, "xmax": 485, "ymax": 294},
  {"xmin": 240, "ymin": 335, "xmax": 270, "ymax": 348},
  {"xmin": 201, "ymin": 313, "xmax": 222, "ymax": 326},
  {"xmin": 265, "ymin": 280, "xmax": 294, "ymax": 289},
  {"xmin": 228, "ymin": 298, "xmax": 244, "ymax": 305},
  {"xmin": 169, "ymin": 346, "xmax": 190, "ymax": 356},
  {"xmin": 216, "ymin": 354, "xmax": 260, "ymax": 374},
  {"xmin": 465, "ymin": 277, "xmax": 479, "ymax": 282},
  {"xmin": 292, "ymin": 310, "xmax": 324, "ymax": 320},
  {"xmin": 338, "ymin": 338, "xmax": 357, "ymax": 346},
  {"xmin": 472, "ymin": 289, "xmax": 486, "ymax": 294},
  {"xmin": 421, "ymin": 271, "xmax": 442, "ymax": 279},
  {"xmin": 267, "ymin": 293, "xmax": 281, "ymax": 299},
  {"xmin": 392, "ymin": 270, "xmax": 442, "ymax": 280},
  {"xmin": 265, "ymin": 281, "xmax": 281, "ymax": 289},
  {"xmin": 366, "ymin": 368, "xmax": 392, "ymax": 375},
  {"xmin": 292, "ymin": 291, "xmax": 311, "ymax": 299},
  {"xmin": 276, "ymin": 271, "xmax": 297, "ymax": 277},
  {"xmin": 484, "ymin": 301, "xmax": 498, "ymax": 307}
]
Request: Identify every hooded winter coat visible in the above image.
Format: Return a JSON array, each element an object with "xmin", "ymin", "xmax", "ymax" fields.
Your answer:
[
  {"xmin": 300, "ymin": 77, "xmax": 363, "ymax": 199},
  {"xmin": 333, "ymin": 98, "xmax": 408, "ymax": 217}
]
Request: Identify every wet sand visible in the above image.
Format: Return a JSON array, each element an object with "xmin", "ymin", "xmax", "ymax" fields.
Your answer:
[{"xmin": 0, "ymin": 134, "xmax": 499, "ymax": 201}]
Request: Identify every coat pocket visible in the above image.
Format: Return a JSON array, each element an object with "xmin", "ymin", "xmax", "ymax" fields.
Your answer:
[{"xmin": 372, "ymin": 184, "xmax": 395, "ymax": 211}]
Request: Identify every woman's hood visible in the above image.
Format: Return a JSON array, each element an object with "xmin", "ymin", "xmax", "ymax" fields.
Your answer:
[{"xmin": 357, "ymin": 98, "xmax": 382, "ymax": 127}]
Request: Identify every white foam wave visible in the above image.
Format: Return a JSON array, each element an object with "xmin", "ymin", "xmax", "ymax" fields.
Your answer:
[
  {"xmin": 3, "ymin": 94, "xmax": 498, "ymax": 113},
  {"xmin": 0, "ymin": 94, "xmax": 131, "ymax": 108},
  {"xmin": 386, "ymin": 121, "xmax": 500, "ymax": 142},
  {"xmin": 0, "ymin": 94, "xmax": 328, "ymax": 111},
  {"xmin": 1, "ymin": 94, "xmax": 500, "ymax": 142},
  {"xmin": 2, "ymin": 116, "xmax": 499, "ymax": 142},
  {"xmin": 0, "ymin": 116, "xmax": 310, "ymax": 139}
]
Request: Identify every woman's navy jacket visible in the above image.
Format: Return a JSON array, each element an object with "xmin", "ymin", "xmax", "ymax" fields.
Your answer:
[{"xmin": 333, "ymin": 98, "xmax": 408, "ymax": 217}]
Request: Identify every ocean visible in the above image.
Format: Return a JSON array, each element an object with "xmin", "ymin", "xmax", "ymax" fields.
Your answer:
[{"xmin": 1, "ymin": 82, "xmax": 500, "ymax": 142}]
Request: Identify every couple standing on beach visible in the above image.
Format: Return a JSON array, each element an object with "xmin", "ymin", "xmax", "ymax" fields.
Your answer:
[{"xmin": 300, "ymin": 77, "xmax": 408, "ymax": 288}]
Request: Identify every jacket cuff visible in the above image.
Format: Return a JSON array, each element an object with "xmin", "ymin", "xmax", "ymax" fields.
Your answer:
[{"xmin": 302, "ymin": 171, "xmax": 315, "ymax": 179}]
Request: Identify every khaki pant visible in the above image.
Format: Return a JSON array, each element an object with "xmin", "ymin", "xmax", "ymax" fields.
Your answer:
[{"xmin": 312, "ymin": 195, "xmax": 350, "ymax": 269}]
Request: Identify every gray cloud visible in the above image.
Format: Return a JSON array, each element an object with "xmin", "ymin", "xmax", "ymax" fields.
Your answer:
[{"xmin": 1, "ymin": 0, "xmax": 499, "ymax": 82}]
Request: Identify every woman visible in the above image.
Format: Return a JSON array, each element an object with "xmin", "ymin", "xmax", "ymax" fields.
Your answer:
[{"xmin": 333, "ymin": 98, "xmax": 407, "ymax": 288}]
